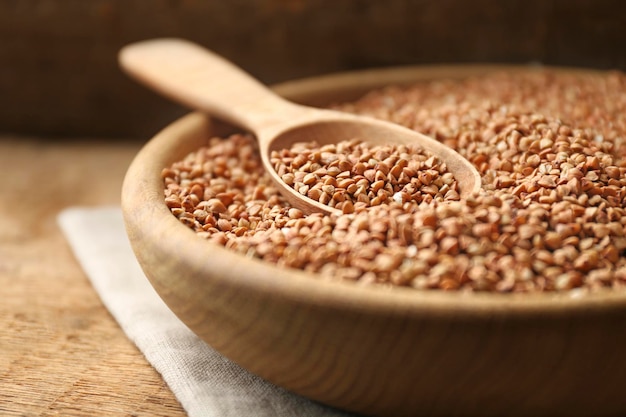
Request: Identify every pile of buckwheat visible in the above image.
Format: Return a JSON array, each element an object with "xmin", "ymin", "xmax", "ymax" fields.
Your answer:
[
  {"xmin": 271, "ymin": 140, "xmax": 461, "ymax": 214},
  {"xmin": 163, "ymin": 69, "xmax": 626, "ymax": 293}
]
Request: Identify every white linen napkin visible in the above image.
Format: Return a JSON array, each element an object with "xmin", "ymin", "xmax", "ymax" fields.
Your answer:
[{"xmin": 58, "ymin": 206, "xmax": 353, "ymax": 417}]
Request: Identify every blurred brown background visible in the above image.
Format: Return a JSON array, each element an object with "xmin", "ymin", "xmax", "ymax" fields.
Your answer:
[{"xmin": 1, "ymin": 0, "xmax": 625, "ymax": 139}]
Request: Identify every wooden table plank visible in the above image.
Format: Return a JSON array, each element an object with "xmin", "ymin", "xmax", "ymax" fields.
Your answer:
[{"xmin": 0, "ymin": 136, "xmax": 186, "ymax": 416}]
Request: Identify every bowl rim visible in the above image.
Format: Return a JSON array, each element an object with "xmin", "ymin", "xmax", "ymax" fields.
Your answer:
[{"xmin": 122, "ymin": 63, "xmax": 626, "ymax": 319}]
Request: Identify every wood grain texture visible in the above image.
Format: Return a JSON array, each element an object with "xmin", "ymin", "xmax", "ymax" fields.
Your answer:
[
  {"xmin": 122, "ymin": 67, "xmax": 626, "ymax": 417},
  {"xmin": 0, "ymin": 137, "xmax": 185, "ymax": 416},
  {"xmin": 1, "ymin": 0, "xmax": 626, "ymax": 138}
]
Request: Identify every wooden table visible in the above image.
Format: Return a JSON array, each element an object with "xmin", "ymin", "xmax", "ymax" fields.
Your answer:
[{"xmin": 0, "ymin": 136, "xmax": 186, "ymax": 416}]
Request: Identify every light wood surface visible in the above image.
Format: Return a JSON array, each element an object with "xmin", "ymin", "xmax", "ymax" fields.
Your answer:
[{"xmin": 0, "ymin": 137, "xmax": 186, "ymax": 416}]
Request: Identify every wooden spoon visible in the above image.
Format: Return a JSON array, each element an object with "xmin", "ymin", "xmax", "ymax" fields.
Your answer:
[{"xmin": 119, "ymin": 38, "xmax": 481, "ymax": 215}]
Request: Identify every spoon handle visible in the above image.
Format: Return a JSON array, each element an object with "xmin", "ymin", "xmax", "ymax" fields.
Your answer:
[{"xmin": 119, "ymin": 38, "xmax": 301, "ymax": 133}]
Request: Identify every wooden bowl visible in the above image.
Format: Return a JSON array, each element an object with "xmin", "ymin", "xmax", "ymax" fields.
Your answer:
[{"xmin": 122, "ymin": 65, "xmax": 626, "ymax": 417}]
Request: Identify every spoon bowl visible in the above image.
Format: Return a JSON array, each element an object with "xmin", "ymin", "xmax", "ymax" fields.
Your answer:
[{"xmin": 119, "ymin": 38, "xmax": 481, "ymax": 215}]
